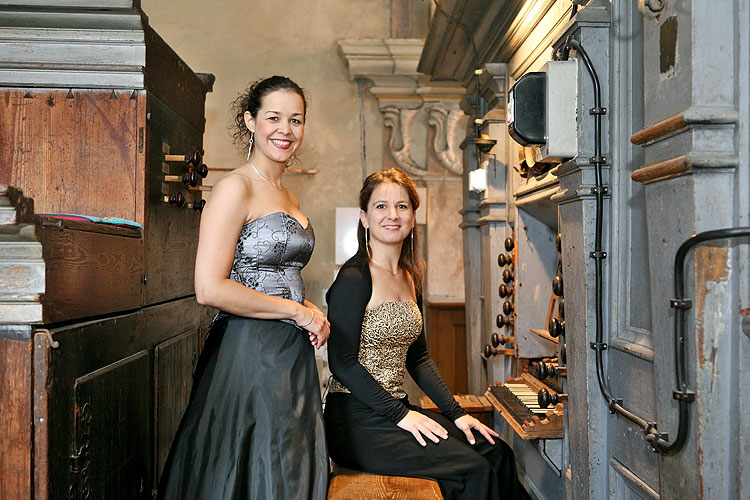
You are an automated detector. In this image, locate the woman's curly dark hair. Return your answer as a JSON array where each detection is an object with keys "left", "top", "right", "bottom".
[{"left": 230, "top": 76, "right": 308, "bottom": 146}]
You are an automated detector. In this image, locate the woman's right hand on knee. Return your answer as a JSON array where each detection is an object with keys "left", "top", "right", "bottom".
[{"left": 397, "top": 410, "right": 449, "bottom": 447}]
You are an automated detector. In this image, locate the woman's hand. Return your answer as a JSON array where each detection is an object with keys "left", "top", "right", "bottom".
[
  {"left": 298, "top": 304, "right": 330, "bottom": 349},
  {"left": 453, "top": 414, "right": 499, "bottom": 445},
  {"left": 397, "top": 410, "right": 449, "bottom": 447}
]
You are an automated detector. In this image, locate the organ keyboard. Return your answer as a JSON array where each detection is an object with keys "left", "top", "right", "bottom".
[{"left": 485, "top": 372, "right": 564, "bottom": 440}]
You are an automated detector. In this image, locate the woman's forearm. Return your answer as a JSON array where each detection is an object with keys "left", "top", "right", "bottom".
[{"left": 196, "top": 277, "right": 308, "bottom": 324}]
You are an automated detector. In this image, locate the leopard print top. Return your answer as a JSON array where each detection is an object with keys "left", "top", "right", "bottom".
[{"left": 328, "top": 300, "right": 422, "bottom": 398}]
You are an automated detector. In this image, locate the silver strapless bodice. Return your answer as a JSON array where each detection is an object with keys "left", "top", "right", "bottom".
[{"left": 229, "top": 211, "right": 314, "bottom": 304}]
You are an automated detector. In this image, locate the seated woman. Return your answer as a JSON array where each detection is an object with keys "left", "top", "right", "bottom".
[{"left": 325, "top": 167, "right": 521, "bottom": 500}]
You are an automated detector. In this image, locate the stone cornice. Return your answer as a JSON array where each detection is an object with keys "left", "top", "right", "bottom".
[
  {"left": 338, "top": 38, "right": 424, "bottom": 87},
  {"left": 338, "top": 37, "right": 467, "bottom": 177}
]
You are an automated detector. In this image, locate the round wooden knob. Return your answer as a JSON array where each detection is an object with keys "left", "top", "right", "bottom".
[
  {"left": 502, "top": 300, "right": 513, "bottom": 315},
  {"left": 552, "top": 275, "right": 563, "bottom": 296},
  {"left": 186, "top": 150, "right": 202, "bottom": 167},
  {"left": 556, "top": 233, "right": 562, "bottom": 253},
  {"left": 493, "top": 333, "right": 514, "bottom": 346},
  {"left": 535, "top": 362, "right": 551, "bottom": 380},
  {"left": 549, "top": 317, "right": 565, "bottom": 338},
  {"left": 498, "top": 284, "right": 514, "bottom": 298},
  {"left": 168, "top": 192, "right": 185, "bottom": 208},
  {"left": 538, "top": 388, "right": 554, "bottom": 408},
  {"left": 195, "top": 163, "right": 209, "bottom": 178},
  {"left": 496, "top": 314, "right": 513, "bottom": 328},
  {"left": 502, "top": 269, "right": 514, "bottom": 284},
  {"left": 558, "top": 298, "right": 565, "bottom": 320},
  {"left": 505, "top": 237, "right": 514, "bottom": 251},
  {"left": 191, "top": 199, "right": 206, "bottom": 212},
  {"left": 560, "top": 343, "right": 567, "bottom": 364},
  {"left": 182, "top": 171, "right": 200, "bottom": 187},
  {"left": 497, "top": 253, "right": 511, "bottom": 267},
  {"left": 538, "top": 388, "right": 567, "bottom": 408},
  {"left": 483, "top": 344, "right": 495, "bottom": 358}
]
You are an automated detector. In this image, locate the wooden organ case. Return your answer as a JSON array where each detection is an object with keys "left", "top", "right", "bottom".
[
  {"left": 481, "top": 163, "right": 569, "bottom": 479},
  {"left": 0, "top": 3, "right": 215, "bottom": 499}
]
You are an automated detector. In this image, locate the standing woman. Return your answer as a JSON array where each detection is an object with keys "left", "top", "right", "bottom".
[
  {"left": 325, "top": 167, "right": 520, "bottom": 500},
  {"left": 158, "top": 76, "right": 329, "bottom": 500}
]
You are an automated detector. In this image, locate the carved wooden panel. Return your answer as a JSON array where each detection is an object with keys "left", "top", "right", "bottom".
[
  {"left": 153, "top": 329, "right": 200, "bottom": 482},
  {"left": 71, "top": 351, "right": 150, "bottom": 500}
]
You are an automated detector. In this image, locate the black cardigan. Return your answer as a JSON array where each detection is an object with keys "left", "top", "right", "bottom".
[{"left": 326, "top": 257, "right": 466, "bottom": 424}]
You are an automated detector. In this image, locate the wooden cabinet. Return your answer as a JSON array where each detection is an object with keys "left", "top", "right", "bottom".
[{"left": 0, "top": 3, "right": 215, "bottom": 499}]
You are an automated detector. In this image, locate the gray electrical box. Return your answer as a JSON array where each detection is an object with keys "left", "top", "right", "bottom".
[{"left": 538, "top": 59, "right": 578, "bottom": 163}]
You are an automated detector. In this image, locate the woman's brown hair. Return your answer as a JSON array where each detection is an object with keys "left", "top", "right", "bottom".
[{"left": 354, "top": 167, "right": 425, "bottom": 295}]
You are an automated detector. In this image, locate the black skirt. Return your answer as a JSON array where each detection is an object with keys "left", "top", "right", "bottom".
[
  {"left": 158, "top": 315, "right": 329, "bottom": 500},
  {"left": 324, "top": 392, "right": 520, "bottom": 500}
]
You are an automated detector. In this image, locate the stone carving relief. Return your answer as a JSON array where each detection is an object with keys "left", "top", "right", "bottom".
[
  {"left": 383, "top": 105, "right": 425, "bottom": 175},
  {"left": 427, "top": 103, "right": 464, "bottom": 175}
]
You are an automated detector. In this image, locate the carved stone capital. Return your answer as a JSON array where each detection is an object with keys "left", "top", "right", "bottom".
[{"left": 338, "top": 37, "right": 467, "bottom": 177}]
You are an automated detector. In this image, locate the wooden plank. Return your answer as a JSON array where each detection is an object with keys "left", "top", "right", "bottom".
[
  {"left": 0, "top": 89, "right": 144, "bottom": 225},
  {"left": 0, "top": 338, "right": 32, "bottom": 500},
  {"left": 153, "top": 329, "right": 200, "bottom": 482},
  {"left": 143, "top": 93, "right": 202, "bottom": 305},
  {"left": 328, "top": 468, "right": 443, "bottom": 500},
  {"left": 39, "top": 221, "right": 144, "bottom": 323},
  {"left": 420, "top": 394, "right": 492, "bottom": 413},
  {"left": 144, "top": 26, "right": 212, "bottom": 133}
]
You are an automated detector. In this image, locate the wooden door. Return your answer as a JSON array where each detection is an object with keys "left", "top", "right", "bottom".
[{"left": 425, "top": 302, "right": 467, "bottom": 394}]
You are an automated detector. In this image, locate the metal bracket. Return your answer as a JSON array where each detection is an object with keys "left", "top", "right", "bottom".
[
  {"left": 589, "top": 155, "right": 607, "bottom": 164},
  {"left": 669, "top": 298, "right": 692, "bottom": 310},
  {"left": 607, "top": 398, "right": 623, "bottom": 414},
  {"left": 33, "top": 328, "right": 59, "bottom": 349},
  {"left": 590, "top": 341, "right": 608, "bottom": 351},
  {"left": 591, "top": 186, "right": 609, "bottom": 195},
  {"left": 644, "top": 422, "right": 669, "bottom": 452},
  {"left": 589, "top": 251, "right": 607, "bottom": 259},
  {"left": 589, "top": 106, "right": 607, "bottom": 115},
  {"left": 673, "top": 390, "right": 696, "bottom": 402}
]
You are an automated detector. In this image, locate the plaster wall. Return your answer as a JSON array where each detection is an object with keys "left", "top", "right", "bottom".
[{"left": 141, "top": 0, "right": 391, "bottom": 309}]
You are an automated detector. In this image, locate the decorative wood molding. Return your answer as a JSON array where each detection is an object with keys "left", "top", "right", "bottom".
[
  {"left": 630, "top": 106, "right": 739, "bottom": 147},
  {"left": 631, "top": 153, "right": 738, "bottom": 184}
]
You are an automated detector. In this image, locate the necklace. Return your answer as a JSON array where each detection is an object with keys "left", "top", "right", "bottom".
[
  {"left": 249, "top": 162, "right": 284, "bottom": 191},
  {"left": 370, "top": 256, "right": 400, "bottom": 276}
]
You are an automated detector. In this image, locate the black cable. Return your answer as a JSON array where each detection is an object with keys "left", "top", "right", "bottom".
[
  {"left": 567, "top": 36, "right": 750, "bottom": 454},
  {"left": 649, "top": 227, "right": 750, "bottom": 454}
]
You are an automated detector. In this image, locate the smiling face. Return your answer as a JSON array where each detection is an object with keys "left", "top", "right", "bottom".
[
  {"left": 360, "top": 181, "right": 416, "bottom": 249},
  {"left": 244, "top": 89, "right": 305, "bottom": 166}
]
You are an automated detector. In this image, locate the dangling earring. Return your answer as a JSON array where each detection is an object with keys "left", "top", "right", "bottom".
[
  {"left": 246, "top": 132, "right": 254, "bottom": 161},
  {"left": 410, "top": 229, "right": 414, "bottom": 255},
  {"left": 365, "top": 227, "right": 371, "bottom": 257}
]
